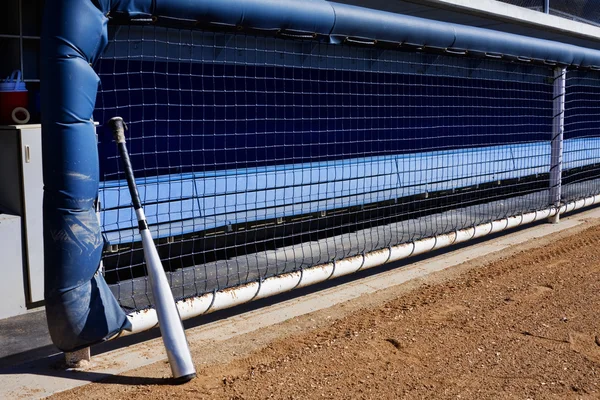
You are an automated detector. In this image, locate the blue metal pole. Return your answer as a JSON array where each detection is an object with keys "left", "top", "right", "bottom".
[{"left": 544, "top": 0, "right": 550, "bottom": 14}]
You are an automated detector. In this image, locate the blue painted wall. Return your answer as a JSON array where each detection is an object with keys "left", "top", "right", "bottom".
[{"left": 94, "top": 54, "right": 553, "bottom": 180}]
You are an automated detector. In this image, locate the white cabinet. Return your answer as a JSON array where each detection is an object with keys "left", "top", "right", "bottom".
[
  {"left": 0, "top": 124, "right": 44, "bottom": 307},
  {"left": 0, "top": 213, "right": 26, "bottom": 319}
]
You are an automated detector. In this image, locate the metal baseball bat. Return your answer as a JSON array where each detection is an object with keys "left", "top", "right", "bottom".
[{"left": 107, "top": 117, "right": 196, "bottom": 383}]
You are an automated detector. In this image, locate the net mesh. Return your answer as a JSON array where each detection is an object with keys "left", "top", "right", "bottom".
[
  {"left": 562, "top": 69, "right": 600, "bottom": 202},
  {"left": 94, "top": 25, "right": 589, "bottom": 311},
  {"left": 496, "top": 0, "right": 600, "bottom": 26},
  {"left": 495, "top": 0, "right": 545, "bottom": 12}
]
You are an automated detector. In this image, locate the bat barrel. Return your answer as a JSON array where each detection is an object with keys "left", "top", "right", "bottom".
[{"left": 141, "top": 229, "right": 196, "bottom": 382}]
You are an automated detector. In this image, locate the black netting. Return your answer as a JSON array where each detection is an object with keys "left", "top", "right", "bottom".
[
  {"left": 92, "top": 25, "right": 597, "bottom": 312},
  {"left": 562, "top": 69, "right": 600, "bottom": 202},
  {"left": 496, "top": 0, "right": 545, "bottom": 11}
]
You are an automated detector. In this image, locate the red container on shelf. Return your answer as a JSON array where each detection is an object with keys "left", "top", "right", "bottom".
[{"left": 0, "top": 71, "right": 29, "bottom": 125}]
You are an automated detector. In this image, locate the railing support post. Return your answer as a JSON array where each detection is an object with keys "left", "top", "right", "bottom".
[
  {"left": 549, "top": 66, "right": 566, "bottom": 224},
  {"left": 544, "top": 0, "right": 550, "bottom": 14}
]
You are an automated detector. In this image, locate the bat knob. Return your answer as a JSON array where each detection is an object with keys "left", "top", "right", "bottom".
[{"left": 107, "top": 117, "right": 128, "bottom": 143}]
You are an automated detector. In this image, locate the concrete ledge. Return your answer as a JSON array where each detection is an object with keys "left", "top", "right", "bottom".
[{"left": 412, "top": 0, "right": 600, "bottom": 42}]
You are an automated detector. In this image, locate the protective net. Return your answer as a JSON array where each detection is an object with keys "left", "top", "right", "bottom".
[
  {"left": 496, "top": 0, "right": 600, "bottom": 26},
  {"left": 495, "top": 0, "right": 545, "bottom": 12},
  {"left": 562, "top": 69, "right": 600, "bottom": 202},
  {"left": 550, "top": 1, "right": 600, "bottom": 26},
  {"left": 94, "top": 25, "right": 573, "bottom": 311}
]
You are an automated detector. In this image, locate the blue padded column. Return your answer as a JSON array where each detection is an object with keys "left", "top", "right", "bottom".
[
  {"left": 97, "top": 0, "right": 336, "bottom": 34},
  {"left": 41, "top": 0, "right": 127, "bottom": 351}
]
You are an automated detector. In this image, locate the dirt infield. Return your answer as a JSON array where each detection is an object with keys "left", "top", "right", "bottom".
[{"left": 53, "top": 222, "right": 600, "bottom": 399}]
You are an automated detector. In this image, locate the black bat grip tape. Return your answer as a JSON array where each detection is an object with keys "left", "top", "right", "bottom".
[
  {"left": 117, "top": 142, "right": 143, "bottom": 211},
  {"left": 108, "top": 117, "right": 143, "bottom": 211}
]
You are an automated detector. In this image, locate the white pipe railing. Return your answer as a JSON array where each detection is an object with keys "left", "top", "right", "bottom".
[{"left": 115, "top": 192, "right": 600, "bottom": 338}]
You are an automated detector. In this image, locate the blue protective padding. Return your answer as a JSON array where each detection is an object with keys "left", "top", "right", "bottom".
[
  {"left": 95, "top": 0, "right": 153, "bottom": 18},
  {"left": 98, "top": 0, "right": 336, "bottom": 33},
  {"left": 99, "top": 137, "right": 600, "bottom": 245},
  {"left": 327, "top": 2, "right": 600, "bottom": 67},
  {"left": 154, "top": 0, "right": 335, "bottom": 32},
  {"left": 45, "top": 275, "right": 127, "bottom": 351},
  {"left": 42, "top": 0, "right": 127, "bottom": 351},
  {"left": 98, "top": 0, "right": 600, "bottom": 67},
  {"left": 328, "top": 1, "right": 456, "bottom": 46}
]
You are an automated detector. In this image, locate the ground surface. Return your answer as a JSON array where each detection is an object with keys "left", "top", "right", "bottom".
[{"left": 52, "top": 221, "right": 600, "bottom": 399}]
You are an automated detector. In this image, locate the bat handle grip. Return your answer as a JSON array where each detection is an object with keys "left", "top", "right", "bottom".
[
  {"left": 107, "top": 117, "right": 127, "bottom": 144},
  {"left": 108, "top": 117, "right": 142, "bottom": 211}
]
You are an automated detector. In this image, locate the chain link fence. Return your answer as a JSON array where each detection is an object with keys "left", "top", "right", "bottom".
[{"left": 497, "top": 0, "right": 600, "bottom": 26}]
